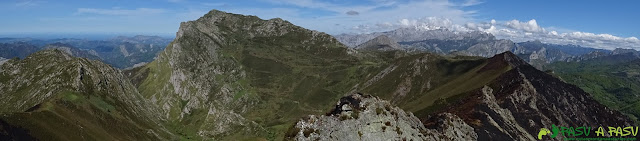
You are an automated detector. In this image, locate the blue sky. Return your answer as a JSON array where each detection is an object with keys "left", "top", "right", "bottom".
[{"left": 1, "top": 0, "right": 639, "bottom": 49}]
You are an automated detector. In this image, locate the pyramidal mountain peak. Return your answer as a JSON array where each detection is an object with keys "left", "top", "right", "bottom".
[{"left": 354, "top": 35, "right": 402, "bottom": 51}]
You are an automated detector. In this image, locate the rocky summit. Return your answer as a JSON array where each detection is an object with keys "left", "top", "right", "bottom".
[
  {"left": 287, "top": 93, "right": 477, "bottom": 141},
  {"left": 0, "top": 9, "right": 635, "bottom": 141}
]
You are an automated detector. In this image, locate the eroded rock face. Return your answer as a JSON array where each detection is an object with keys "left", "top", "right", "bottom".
[
  {"left": 288, "top": 94, "right": 477, "bottom": 141},
  {"left": 434, "top": 52, "right": 635, "bottom": 140}
]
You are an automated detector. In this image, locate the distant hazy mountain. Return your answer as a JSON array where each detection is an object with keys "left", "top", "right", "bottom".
[
  {"left": 513, "top": 41, "right": 604, "bottom": 68},
  {"left": 336, "top": 28, "right": 516, "bottom": 57},
  {"left": 336, "top": 28, "right": 620, "bottom": 70},
  {"left": 335, "top": 28, "right": 494, "bottom": 48},
  {"left": 42, "top": 42, "right": 101, "bottom": 60},
  {"left": 0, "top": 42, "right": 39, "bottom": 59},
  {"left": 354, "top": 35, "right": 402, "bottom": 51},
  {"left": 0, "top": 35, "right": 171, "bottom": 68}
]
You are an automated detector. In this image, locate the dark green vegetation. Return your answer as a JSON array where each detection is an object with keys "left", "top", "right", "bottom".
[{"left": 548, "top": 53, "right": 640, "bottom": 122}]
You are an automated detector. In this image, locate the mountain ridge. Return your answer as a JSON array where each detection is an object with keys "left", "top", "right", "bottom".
[{"left": 0, "top": 49, "right": 175, "bottom": 140}]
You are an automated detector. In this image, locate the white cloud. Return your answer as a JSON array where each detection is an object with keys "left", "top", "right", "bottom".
[
  {"left": 505, "top": 19, "right": 545, "bottom": 33},
  {"left": 346, "top": 10, "right": 359, "bottom": 16},
  {"left": 473, "top": 19, "right": 640, "bottom": 50},
  {"left": 255, "top": 0, "right": 475, "bottom": 34},
  {"left": 76, "top": 8, "right": 166, "bottom": 16},
  {"left": 461, "top": 0, "right": 483, "bottom": 6},
  {"left": 351, "top": 15, "right": 640, "bottom": 50}
]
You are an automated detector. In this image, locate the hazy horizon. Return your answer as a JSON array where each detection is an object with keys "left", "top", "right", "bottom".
[
  {"left": 0, "top": 32, "right": 176, "bottom": 40},
  {"left": 2, "top": 0, "right": 639, "bottom": 49}
]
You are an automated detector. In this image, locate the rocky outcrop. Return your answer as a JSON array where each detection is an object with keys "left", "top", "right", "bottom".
[{"left": 288, "top": 94, "right": 477, "bottom": 141}]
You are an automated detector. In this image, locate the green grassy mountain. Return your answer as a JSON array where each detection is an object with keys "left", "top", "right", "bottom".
[
  {"left": 126, "top": 10, "right": 390, "bottom": 140},
  {"left": 0, "top": 50, "right": 175, "bottom": 140}
]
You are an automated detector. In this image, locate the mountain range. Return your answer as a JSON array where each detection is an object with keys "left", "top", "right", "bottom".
[
  {"left": 0, "top": 10, "right": 636, "bottom": 140},
  {"left": 335, "top": 29, "right": 619, "bottom": 69},
  {"left": 0, "top": 35, "right": 172, "bottom": 69}
]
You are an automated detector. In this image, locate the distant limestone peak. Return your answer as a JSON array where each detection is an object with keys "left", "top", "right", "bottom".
[
  {"left": 612, "top": 48, "right": 639, "bottom": 56},
  {"left": 355, "top": 35, "right": 402, "bottom": 51},
  {"left": 42, "top": 43, "right": 100, "bottom": 60}
]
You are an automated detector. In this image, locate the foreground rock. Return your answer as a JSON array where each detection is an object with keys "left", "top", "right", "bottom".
[{"left": 287, "top": 94, "right": 477, "bottom": 141}]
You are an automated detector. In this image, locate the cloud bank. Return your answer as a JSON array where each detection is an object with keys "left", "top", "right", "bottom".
[
  {"left": 356, "top": 17, "right": 639, "bottom": 50},
  {"left": 483, "top": 19, "right": 639, "bottom": 50},
  {"left": 257, "top": 0, "right": 638, "bottom": 50}
]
